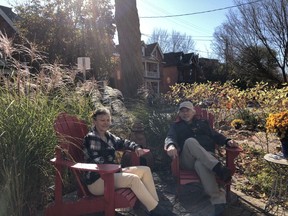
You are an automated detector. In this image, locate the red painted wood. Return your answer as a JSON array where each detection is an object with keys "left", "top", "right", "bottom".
[
  {"left": 45, "top": 113, "right": 138, "bottom": 216},
  {"left": 170, "top": 106, "right": 242, "bottom": 200}
]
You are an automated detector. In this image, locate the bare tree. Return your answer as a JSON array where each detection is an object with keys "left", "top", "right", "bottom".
[
  {"left": 147, "top": 28, "right": 195, "bottom": 53},
  {"left": 213, "top": 0, "right": 288, "bottom": 83},
  {"left": 115, "top": 0, "right": 143, "bottom": 98},
  {"left": 147, "top": 28, "right": 170, "bottom": 51}
]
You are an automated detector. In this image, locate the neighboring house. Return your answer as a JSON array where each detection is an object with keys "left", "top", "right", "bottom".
[
  {"left": 111, "top": 42, "right": 164, "bottom": 95},
  {"left": 178, "top": 52, "right": 200, "bottom": 83},
  {"left": 161, "top": 52, "right": 182, "bottom": 94},
  {"left": 0, "top": 5, "right": 18, "bottom": 37},
  {"left": 141, "top": 42, "right": 163, "bottom": 94},
  {"left": 162, "top": 51, "right": 200, "bottom": 93},
  {"left": 0, "top": 5, "right": 18, "bottom": 71},
  {"left": 112, "top": 42, "right": 202, "bottom": 95}
]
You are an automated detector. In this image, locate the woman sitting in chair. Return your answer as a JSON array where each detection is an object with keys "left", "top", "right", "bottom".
[{"left": 83, "top": 107, "right": 175, "bottom": 216}]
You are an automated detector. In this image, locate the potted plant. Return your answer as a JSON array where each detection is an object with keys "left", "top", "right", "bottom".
[{"left": 266, "top": 111, "right": 288, "bottom": 158}]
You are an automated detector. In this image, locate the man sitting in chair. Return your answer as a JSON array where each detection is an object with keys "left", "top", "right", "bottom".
[{"left": 164, "top": 101, "right": 239, "bottom": 216}]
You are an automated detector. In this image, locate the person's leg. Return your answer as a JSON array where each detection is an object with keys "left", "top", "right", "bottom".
[
  {"left": 179, "top": 138, "right": 226, "bottom": 205},
  {"left": 194, "top": 160, "right": 226, "bottom": 205},
  {"left": 121, "top": 166, "right": 159, "bottom": 202},
  {"left": 180, "top": 138, "right": 219, "bottom": 170},
  {"left": 87, "top": 166, "right": 158, "bottom": 211}
]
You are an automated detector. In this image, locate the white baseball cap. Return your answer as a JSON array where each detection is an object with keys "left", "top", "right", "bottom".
[{"left": 178, "top": 101, "right": 194, "bottom": 111}]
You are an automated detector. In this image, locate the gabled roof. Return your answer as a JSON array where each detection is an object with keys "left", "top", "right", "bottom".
[
  {"left": 145, "top": 43, "right": 157, "bottom": 56},
  {"left": 0, "top": 6, "right": 18, "bottom": 33},
  {"left": 163, "top": 52, "right": 183, "bottom": 67},
  {"left": 182, "top": 53, "right": 193, "bottom": 64},
  {"left": 144, "top": 42, "right": 164, "bottom": 59}
]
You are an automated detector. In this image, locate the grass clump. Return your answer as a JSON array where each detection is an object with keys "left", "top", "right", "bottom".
[{"left": 0, "top": 90, "right": 58, "bottom": 215}]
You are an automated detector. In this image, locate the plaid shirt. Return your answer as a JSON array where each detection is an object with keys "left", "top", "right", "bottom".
[{"left": 83, "top": 127, "right": 140, "bottom": 185}]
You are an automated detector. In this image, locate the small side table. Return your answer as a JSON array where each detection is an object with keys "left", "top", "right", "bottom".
[{"left": 264, "top": 153, "right": 288, "bottom": 215}]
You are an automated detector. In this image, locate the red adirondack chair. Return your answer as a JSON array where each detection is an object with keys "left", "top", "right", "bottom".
[
  {"left": 168, "top": 106, "right": 242, "bottom": 201},
  {"left": 45, "top": 113, "right": 142, "bottom": 216}
]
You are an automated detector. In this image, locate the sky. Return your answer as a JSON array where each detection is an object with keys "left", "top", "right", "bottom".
[
  {"left": 136, "top": 0, "right": 235, "bottom": 58},
  {"left": 0, "top": 0, "right": 236, "bottom": 58}
]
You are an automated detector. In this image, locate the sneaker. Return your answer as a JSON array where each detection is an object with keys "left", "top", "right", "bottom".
[
  {"left": 149, "top": 204, "right": 176, "bottom": 216},
  {"left": 214, "top": 203, "right": 226, "bottom": 216}
]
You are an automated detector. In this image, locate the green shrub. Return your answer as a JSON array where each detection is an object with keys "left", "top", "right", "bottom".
[{"left": 234, "top": 109, "right": 261, "bottom": 130}]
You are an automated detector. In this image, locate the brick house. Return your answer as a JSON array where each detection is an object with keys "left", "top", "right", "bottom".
[
  {"left": 161, "top": 51, "right": 200, "bottom": 93},
  {"left": 112, "top": 42, "right": 201, "bottom": 95}
]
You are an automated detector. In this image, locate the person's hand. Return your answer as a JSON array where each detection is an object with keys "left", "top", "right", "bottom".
[
  {"left": 167, "top": 145, "right": 178, "bottom": 159},
  {"left": 227, "top": 140, "right": 239, "bottom": 148},
  {"left": 135, "top": 148, "right": 148, "bottom": 157}
]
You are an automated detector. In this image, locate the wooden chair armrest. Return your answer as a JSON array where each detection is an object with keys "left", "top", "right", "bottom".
[
  {"left": 50, "top": 157, "right": 120, "bottom": 207},
  {"left": 171, "top": 156, "right": 180, "bottom": 178},
  {"left": 118, "top": 148, "right": 150, "bottom": 166},
  {"left": 51, "top": 158, "right": 121, "bottom": 174},
  {"left": 225, "top": 146, "right": 243, "bottom": 175},
  {"left": 166, "top": 148, "right": 180, "bottom": 178},
  {"left": 131, "top": 148, "right": 150, "bottom": 165},
  {"left": 225, "top": 146, "right": 243, "bottom": 153}
]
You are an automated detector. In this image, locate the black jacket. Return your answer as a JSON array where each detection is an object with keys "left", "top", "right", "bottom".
[{"left": 165, "top": 118, "right": 229, "bottom": 153}]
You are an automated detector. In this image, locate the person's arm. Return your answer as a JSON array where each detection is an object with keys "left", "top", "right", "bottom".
[
  {"left": 210, "top": 129, "right": 228, "bottom": 146},
  {"left": 164, "top": 124, "right": 179, "bottom": 158},
  {"left": 109, "top": 132, "right": 149, "bottom": 157},
  {"left": 109, "top": 131, "right": 142, "bottom": 151},
  {"left": 164, "top": 124, "right": 178, "bottom": 149},
  {"left": 209, "top": 125, "right": 238, "bottom": 147},
  {"left": 226, "top": 139, "right": 239, "bottom": 147}
]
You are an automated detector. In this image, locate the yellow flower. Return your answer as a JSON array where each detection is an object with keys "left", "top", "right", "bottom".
[
  {"left": 266, "top": 111, "right": 288, "bottom": 139},
  {"left": 231, "top": 119, "right": 245, "bottom": 129}
]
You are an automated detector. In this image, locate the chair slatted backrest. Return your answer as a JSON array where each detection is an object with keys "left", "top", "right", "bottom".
[
  {"left": 175, "top": 106, "right": 214, "bottom": 127},
  {"left": 54, "top": 113, "right": 88, "bottom": 162},
  {"left": 194, "top": 106, "right": 214, "bottom": 128},
  {"left": 54, "top": 113, "right": 90, "bottom": 196}
]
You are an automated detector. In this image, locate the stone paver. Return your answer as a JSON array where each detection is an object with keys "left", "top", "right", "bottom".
[
  {"left": 64, "top": 170, "right": 286, "bottom": 216},
  {"left": 115, "top": 170, "right": 283, "bottom": 216}
]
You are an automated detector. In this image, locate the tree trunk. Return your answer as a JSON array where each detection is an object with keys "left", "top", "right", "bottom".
[{"left": 115, "top": 0, "right": 143, "bottom": 98}]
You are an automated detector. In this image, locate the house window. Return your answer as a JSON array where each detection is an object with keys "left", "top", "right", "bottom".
[{"left": 148, "top": 63, "right": 158, "bottom": 72}]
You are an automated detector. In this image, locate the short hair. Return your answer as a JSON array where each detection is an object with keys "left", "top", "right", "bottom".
[{"left": 91, "top": 107, "right": 111, "bottom": 120}]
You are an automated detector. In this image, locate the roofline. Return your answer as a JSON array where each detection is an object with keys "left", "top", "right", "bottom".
[{"left": 0, "top": 8, "right": 18, "bottom": 32}]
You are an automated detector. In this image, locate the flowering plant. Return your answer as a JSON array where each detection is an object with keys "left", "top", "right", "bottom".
[
  {"left": 266, "top": 111, "right": 288, "bottom": 139},
  {"left": 231, "top": 119, "right": 245, "bottom": 129}
]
